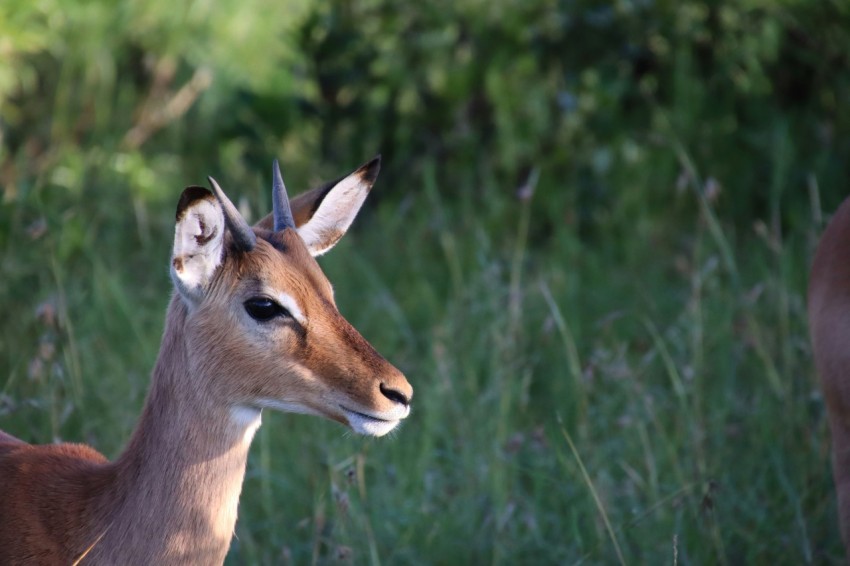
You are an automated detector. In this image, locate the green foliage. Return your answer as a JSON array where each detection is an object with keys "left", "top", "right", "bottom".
[{"left": 1, "top": 0, "right": 849, "bottom": 563}]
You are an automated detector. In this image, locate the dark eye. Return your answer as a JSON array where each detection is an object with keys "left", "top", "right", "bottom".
[{"left": 244, "top": 298, "right": 291, "bottom": 322}]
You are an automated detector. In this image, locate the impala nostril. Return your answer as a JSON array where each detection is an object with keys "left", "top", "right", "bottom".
[{"left": 380, "top": 383, "right": 410, "bottom": 407}]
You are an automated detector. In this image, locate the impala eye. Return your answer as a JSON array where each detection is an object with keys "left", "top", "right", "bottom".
[{"left": 244, "top": 298, "right": 291, "bottom": 322}]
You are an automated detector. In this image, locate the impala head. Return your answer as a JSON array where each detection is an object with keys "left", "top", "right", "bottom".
[{"left": 169, "top": 156, "right": 411, "bottom": 437}]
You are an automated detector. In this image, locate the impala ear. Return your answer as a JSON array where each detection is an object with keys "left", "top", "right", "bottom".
[
  {"left": 254, "top": 156, "right": 381, "bottom": 256},
  {"left": 170, "top": 186, "right": 226, "bottom": 305}
]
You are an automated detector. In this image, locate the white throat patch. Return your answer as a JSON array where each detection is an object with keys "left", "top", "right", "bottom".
[{"left": 230, "top": 406, "right": 263, "bottom": 444}]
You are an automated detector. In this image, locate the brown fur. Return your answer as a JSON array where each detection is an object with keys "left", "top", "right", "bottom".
[
  {"left": 809, "top": 195, "right": 850, "bottom": 560},
  {"left": 0, "top": 177, "right": 411, "bottom": 565}
]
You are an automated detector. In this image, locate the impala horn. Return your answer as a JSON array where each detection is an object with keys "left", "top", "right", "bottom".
[
  {"left": 272, "top": 159, "right": 295, "bottom": 231},
  {"left": 208, "top": 176, "right": 257, "bottom": 252}
]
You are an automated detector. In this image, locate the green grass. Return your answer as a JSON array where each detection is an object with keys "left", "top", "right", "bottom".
[{"left": 0, "top": 146, "right": 841, "bottom": 564}]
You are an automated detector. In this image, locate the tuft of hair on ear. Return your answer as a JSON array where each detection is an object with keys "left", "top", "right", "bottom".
[{"left": 356, "top": 155, "right": 381, "bottom": 186}]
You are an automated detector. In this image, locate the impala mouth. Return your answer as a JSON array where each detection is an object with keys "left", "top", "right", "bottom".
[{"left": 340, "top": 405, "right": 407, "bottom": 437}]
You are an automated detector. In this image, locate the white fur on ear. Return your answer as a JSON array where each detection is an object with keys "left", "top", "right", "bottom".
[
  {"left": 170, "top": 192, "right": 225, "bottom": 305},
  {"left": 297, "top": 170, "right": 372, "bottom": 256}
]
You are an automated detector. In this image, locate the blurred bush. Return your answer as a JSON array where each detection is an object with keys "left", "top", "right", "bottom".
[
  {"left": 1, "top": 0, "right": 849, "bottom": 240},
  {"left": 0, "top": 0, "right": 850, "bottom": 242}
]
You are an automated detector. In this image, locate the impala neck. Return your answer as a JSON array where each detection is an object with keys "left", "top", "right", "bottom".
[{"left": 92, "top": 296, "right": 261, "bottom": 564}]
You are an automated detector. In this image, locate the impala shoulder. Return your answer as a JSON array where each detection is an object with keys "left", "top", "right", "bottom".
[{"left": 1, "top": 441, "right": 109, "bottom": 473}]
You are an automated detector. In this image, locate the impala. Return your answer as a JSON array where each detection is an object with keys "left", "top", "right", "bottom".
[
  {"left": 810, "top": 196, "right": 850, "bottom": 559},
  {"left": 0, "top": 157, "right": 413, "bottom": 564}
]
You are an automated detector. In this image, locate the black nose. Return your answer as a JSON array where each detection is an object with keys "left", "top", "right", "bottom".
[{"left": 380, "top": 383, "right": 410, "bottom": 406}]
